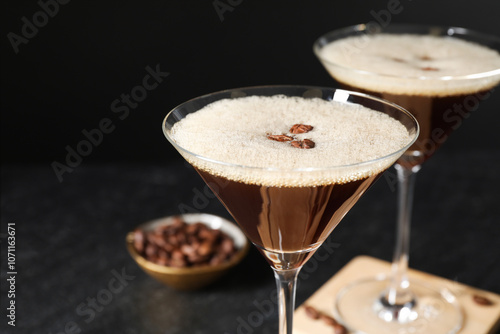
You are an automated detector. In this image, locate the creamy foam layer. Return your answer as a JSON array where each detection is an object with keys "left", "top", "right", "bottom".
[
  {"left": 169, "top": 96, "right": 412, "bottom": 186},
  {"left": 319, "top": 34, "right": 500, "bottom": 96}
]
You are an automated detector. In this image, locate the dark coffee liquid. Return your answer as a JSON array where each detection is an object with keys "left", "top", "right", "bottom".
[
  {"left": 340, "top": 83, "right": 490, "bottom": 168},
  {"left": 196, "top": 168, "right": 382, "bottom": 264}
]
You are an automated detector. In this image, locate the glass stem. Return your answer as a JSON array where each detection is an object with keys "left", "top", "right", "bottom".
[
  {"left": 273, "top": 268, "right": 301, "bottom": 334},
  {"left": 386, "top": 163, "right": 418, "bottom": 306}
]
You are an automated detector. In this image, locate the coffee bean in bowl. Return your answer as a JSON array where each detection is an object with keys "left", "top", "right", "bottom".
[{"left": 126, "top": 213, "right": 250, "bottom": 290}]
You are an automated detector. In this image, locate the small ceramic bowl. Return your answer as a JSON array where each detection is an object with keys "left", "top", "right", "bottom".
[{"left": 126, "top": 213, "right": 250, "bottom": 290}]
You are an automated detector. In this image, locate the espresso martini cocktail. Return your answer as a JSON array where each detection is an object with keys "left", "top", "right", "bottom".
[
  {"left": 316, "top": 27, "right": 500, "bottom": 168},
  {"left": 163, "top": 86, "right": 418, "bottom": 334},
  {"left": 314, "top": 24, "right": 500, "bottom": 334}
]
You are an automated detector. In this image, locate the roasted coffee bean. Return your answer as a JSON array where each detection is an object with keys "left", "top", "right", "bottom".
[
  {"left": 145, "top": 244, "right": 158, "bottom": 258},
  {"left": 162, "top": 242, "right": 174, "bottom": 253},
  {"left": 199, "top": 227, "right": 216, "bottom": 241},
  {"left": 158, "top": 249, "right": 169, "bottom": 260},
  {"left": 421, "top": 66, "right": 439, "bottom": 71},
  {"left": 289, "top": 124, "right": 313, "bottom": 134},
  {"left": 171, "top": 249, "right": 184, "bottom": 260},
  {"left": 167, "top": 234, "right": 179, "bottom": 247},
  {"left": 304, "top": 305, "right": 320, "bottom": 319},
  {"left": 267, "top": 134, "right": 294, "bottom": 142},
  {"left": 473, "top": 294, "right": 494, "bottom": 306},
  {"left": 145, "top": 233, "right": 156, "bottom": 245},
  {"left": 177, "top": 233, "right": 187, "bottom": 245},
  {"left": 333, "top": 323, "right": 347, "bottom": 334},
  {"left": 290, "top": 139, "right": 315, "bottom": 149},
  {"left": 198, "top": 241, "right": 213, "bottom": 257},
  {"left": 185, "top": 223, "right": 200, "bottom": 235},
  {"left": 303, "top": 305, "right": 346, "bottom": 333},
  {"left": 150, "top": 233, "right": 166, "bottom": 247},
  {"left": 180, "top": 244, "right": 197, "bottom": 257},
  {"left": 221, "top": 237, "right": 235, "bottom": 254}
]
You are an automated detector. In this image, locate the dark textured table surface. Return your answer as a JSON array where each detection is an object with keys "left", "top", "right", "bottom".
[{"left": 1, "top": 147, "right": 499, "bottom": 334}]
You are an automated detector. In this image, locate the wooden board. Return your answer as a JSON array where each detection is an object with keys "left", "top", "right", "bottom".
[{"left": 294, "top": 256, "right": 500, "bottom": 334}]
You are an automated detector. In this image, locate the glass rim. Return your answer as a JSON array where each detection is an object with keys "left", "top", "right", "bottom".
[
  {"left": 162, "top": 85, "right": 419, "bottom": 173},
  {"left": 313, "top": 23, "right": 500, "bottom": 81}
]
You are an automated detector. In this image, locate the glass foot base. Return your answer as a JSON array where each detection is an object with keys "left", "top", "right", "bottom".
[{"left": 334, "top": 276, "right": 463, "bottom": 334}]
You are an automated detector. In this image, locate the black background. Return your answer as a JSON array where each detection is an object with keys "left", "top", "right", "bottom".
[
  {"left": 2, "top": 0, "right": 500, "bottom": 165},
  {"left": 1, "top": 1, "right": 500, "bottom": 334}
]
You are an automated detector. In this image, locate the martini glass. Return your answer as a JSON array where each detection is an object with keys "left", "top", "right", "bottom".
[
  {"left": 162, "top": 85, "right": 418, "bottom": 334},
  {"left": 314, "top": 24, "right": 500, "bottom": 333}
]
